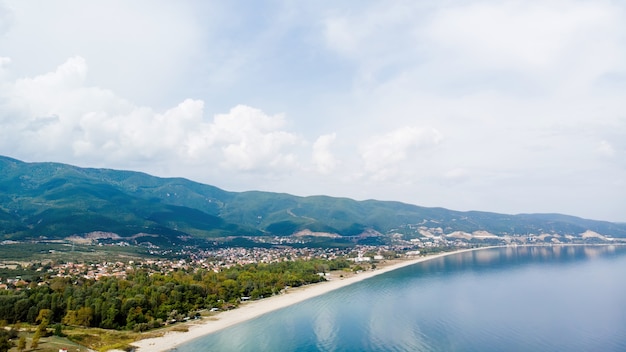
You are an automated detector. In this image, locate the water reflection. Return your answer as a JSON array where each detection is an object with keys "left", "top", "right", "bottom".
[
  {"left": 312, "top": 301, "right": 337, "bottom": 350},
  {"left": 366, "top": 293, "right": 431, "bottom": 351},
  {"left": 401, "top": 245, "right": 625, "bottom": 278},
  {"left": 177, "top": 245, "right": 626, "bottom": 352}
]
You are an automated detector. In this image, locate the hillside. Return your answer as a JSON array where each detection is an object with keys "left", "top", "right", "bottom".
[{"left": 1, "top": 155, "right": 625, "bottom": 247}]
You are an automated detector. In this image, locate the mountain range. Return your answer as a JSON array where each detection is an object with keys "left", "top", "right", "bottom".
[{"left": 1, "top": 155, "right": 625, "bottom": 248}]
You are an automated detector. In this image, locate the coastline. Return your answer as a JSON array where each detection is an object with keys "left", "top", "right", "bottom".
[{"left": 131, "top": 247, "right": 491, "bottom": 352}]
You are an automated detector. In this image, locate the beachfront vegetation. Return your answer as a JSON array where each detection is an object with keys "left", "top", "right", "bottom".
[{"left": 0, "top": 258, "right": 350, "bottom": 335}]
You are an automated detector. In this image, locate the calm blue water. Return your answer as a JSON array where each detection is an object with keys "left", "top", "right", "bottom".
[{"left": 176, "top": 246, "right": 626, "bottom": 352}]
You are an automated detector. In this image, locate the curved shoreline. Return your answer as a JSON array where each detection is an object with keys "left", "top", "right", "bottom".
[{"left": 131, "top": 247, "right": 493, "bottom": 352}]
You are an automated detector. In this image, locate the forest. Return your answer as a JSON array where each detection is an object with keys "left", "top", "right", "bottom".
[{"left": 0, "top": 258, "right": 351, "bottom": 333}]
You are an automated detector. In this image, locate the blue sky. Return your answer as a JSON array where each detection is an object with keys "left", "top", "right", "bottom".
[{"left": 0, "top": 0, "right": 625, "bottom": 222}]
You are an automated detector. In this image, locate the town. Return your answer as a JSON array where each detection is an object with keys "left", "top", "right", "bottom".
[
  {"left": 1, "top": 226, "right": 618, "bottom": 290},
  {"left": 0, "top": 243, "right": 418, "bottom": 290}
]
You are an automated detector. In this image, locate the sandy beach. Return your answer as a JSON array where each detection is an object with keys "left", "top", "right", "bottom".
[{"left": 131, "top": 247, "right": 486, "bottom": 351}]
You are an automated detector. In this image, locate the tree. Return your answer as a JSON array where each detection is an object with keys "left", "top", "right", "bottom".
[
  {"left": 126, "top": 306, "right": 146, "bottom": 330},
  {"left": 0, "top": 330, "right": 14, "bottom": 352},
  {"left": 62, "top": 310, "right": 78, "bottom": 326},
  {"left": 17, "top": 335, "right": 26, "bottom": 352},
  {"left": 36, "top": 309, "right": 52, "bottom": 325},
  {"left": 54, "top": 323, "right": 64, "bottom": 337},
  {"left": 31, "top": 316, "right": 48, "bottom": 350},
  {"left": 30, "top": 329, "right": 40, "bottom": 349},
  {"left": 34, "top": 309, "right": 50, "bottom": 342}
]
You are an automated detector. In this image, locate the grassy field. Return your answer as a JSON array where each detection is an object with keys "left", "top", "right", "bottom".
[
  {"left": 0, "top": 242, "right": 153, "bottom": 264},
  {"left": 8, "top": 326, "right": 139, "bottom": 352}
]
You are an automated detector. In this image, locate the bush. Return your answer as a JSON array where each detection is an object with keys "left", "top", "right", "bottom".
[{"left": 54, "top": 323, "right": 66, "bottom": 337}]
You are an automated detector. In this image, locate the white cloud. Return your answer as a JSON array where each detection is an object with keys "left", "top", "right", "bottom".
[
  {"left": 10, "top": 57, "right": 106, "bottom": 117},
  {"left": 0, "top": 56, "right": 10, "bottom": 69},
  {"left": 596, "top": 140, "right": 616, "bottom": 157},
  {"left": 425, "top": 2, "right": 609, "bottom": 68},
  {"left": 360, "top": 127, "right": 442, "bottom": 181},
  {"left": 73, "top": 98, "right": 207, "bottom": 162},
  {"left": 0, "top": 57, "right": 304, "bottom": 174},
  {"left": 322, "top": 0, "right": 626, "bottom": 98},
  {"left": 322, "top": 3, "right": 421, "bottom": 88},
  {"left": 0, "top": 1, "right": 203, "bottom": 106},
  {"left": 312, "top": 133, "right": 338, "bottom": 174},
  {"left": 210, "top": 105, "right": 301, "bottom": 171},
  {"left": 419, "top": 1, "right": 626, "bottom": 98}
]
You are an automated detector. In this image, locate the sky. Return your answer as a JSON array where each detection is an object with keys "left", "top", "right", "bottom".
[{"left": 0, "top": 0, "right": 624, "bottom": 222}]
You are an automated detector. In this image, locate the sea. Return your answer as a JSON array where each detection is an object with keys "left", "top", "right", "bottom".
[{"left": 175, "top": 245, "right": 626, "bottom": 352}]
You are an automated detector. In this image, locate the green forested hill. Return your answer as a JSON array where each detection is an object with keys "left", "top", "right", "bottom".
[{"left": 1, "top": 155, "right": 625, "bottom": 244}]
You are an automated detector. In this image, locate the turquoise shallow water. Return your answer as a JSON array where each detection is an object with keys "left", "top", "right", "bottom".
[{"left": 175, "top": 245, "right": 626, "bottom": 352}]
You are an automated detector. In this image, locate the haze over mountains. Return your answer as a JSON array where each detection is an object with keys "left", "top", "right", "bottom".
[{"left": 1, "top": 155, "right": 625, "bottom": 248}]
